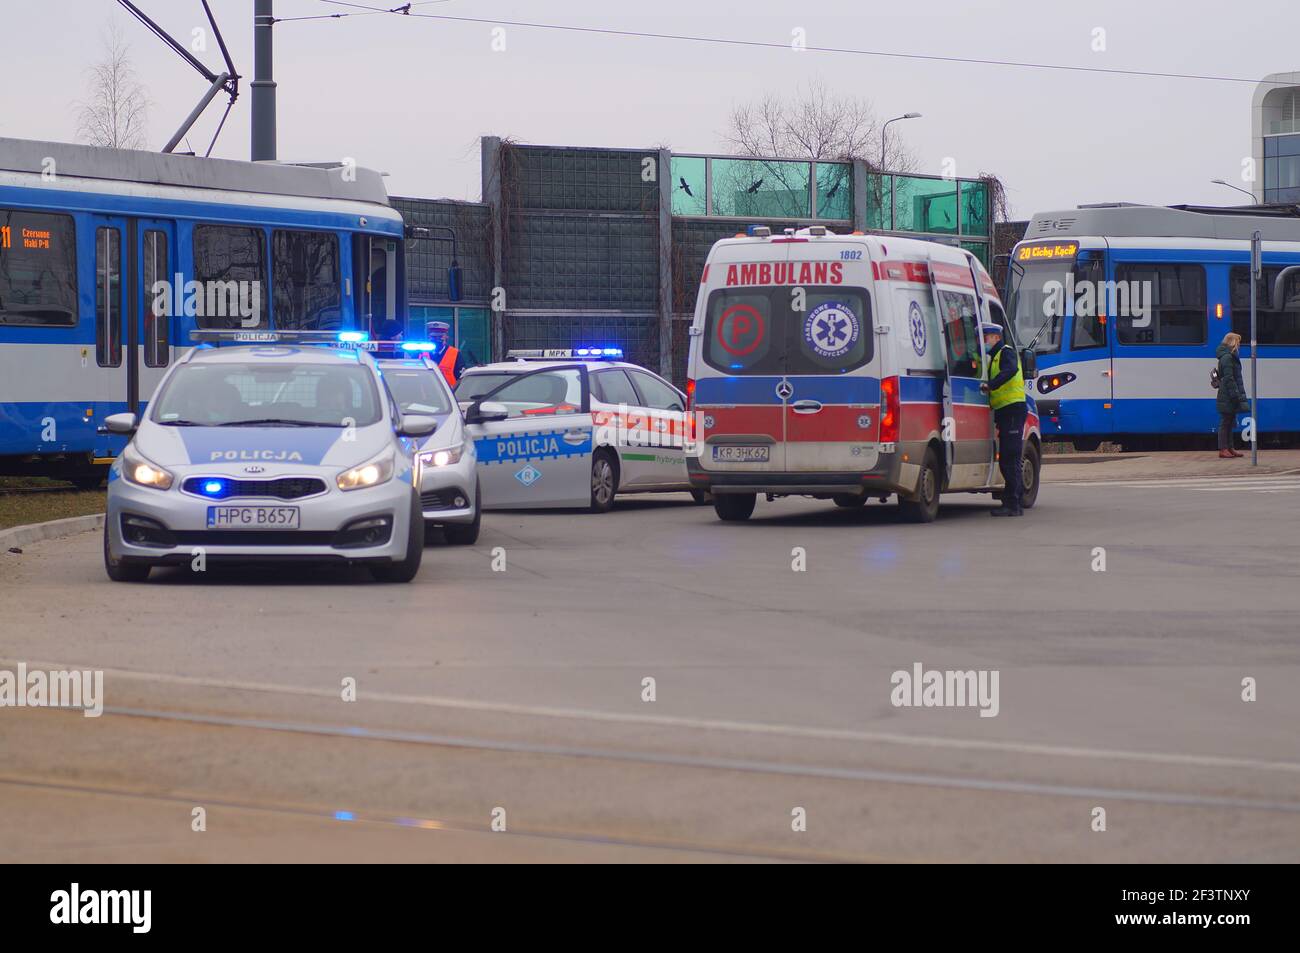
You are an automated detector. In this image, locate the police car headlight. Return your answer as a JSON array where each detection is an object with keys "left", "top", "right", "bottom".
[
  {"left": 337, "top": 450, "right": 396, "bottom": 491},
  {"left": 418, "top": 444, "right": 464, "bottom": 468},
  {"left": 121, "top": 446, "right": 174, "bottom": 490}
]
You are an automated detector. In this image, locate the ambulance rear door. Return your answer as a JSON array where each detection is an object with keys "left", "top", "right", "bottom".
[{"left": 781, "top": 241, "right": 880, "bottom": 472}]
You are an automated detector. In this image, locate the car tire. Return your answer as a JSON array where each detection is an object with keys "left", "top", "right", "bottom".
[
  {"left": 444, "top": 480, "right": 482, "bottom": 545},
  {"left": 713, "top": 492, "right": 756, "bottom": 522},
  {"left": 589, "top": 450, "right": 617, "bottom": 513},
  {"left": 372, "top": 494, "right": 423, "bottom": 583},
  {"left": 832, "top": 493, "right": 868, "bottom": 508},
  {"left": 1020, "top": 442, "right": 1041, "bottom": 510},
  {"left": 898, "top": 449, "right": 941, "bottom": 523},
  {"left": 103, "top": 526, "right": 150, "bottom": 582}
]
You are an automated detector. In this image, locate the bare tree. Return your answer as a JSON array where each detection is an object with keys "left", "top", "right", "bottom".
[
  {"left": 721, "top": 79, "right": 919, "bottom": 172},
  {"left": 76, "top": 23, "right": 151, "bottom": 150}
]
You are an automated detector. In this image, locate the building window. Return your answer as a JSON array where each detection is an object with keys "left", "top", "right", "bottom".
[
  {"left": 960, "top": 181, "right": 990, "bottom": 237},
  {"left": 866, "top": 174, "right": 891, "bottom": 229},
  {"left": 272, "top": 230, "right": 341, "bottom": 330},
  {"left": 670, "top": 156, "right": 707, "bottom": 216},
  {"left": 814, "top": 162, "right": 852, "bottom": 220},
  {"left": 894, "top": 176, "right": 958, "bottom": 235},
  {"left": 710, "top": 158, "right": 811, "bottom": 218}
]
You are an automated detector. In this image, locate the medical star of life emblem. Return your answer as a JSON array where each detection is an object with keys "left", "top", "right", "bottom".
[
  {"left": 909, "top": 301, "right": 927, "bottom": 356},
  {"left": 515, "top": 464, "right": 542, "bottom": 487},
  {"left": 803, "top": 301, "right": 860, "bottom": 360}
]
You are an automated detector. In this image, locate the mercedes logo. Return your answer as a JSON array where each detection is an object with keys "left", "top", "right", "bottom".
[{"left": 775, "top": 380, "right": 794, "bottom": 400}]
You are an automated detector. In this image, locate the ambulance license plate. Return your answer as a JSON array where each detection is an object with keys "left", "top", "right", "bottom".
[
  {"left": 207, "top": 505, "right": 300, "bottom": 529},
  {"left": 712, "top": 445, "right": 770, "bottom": 463}
]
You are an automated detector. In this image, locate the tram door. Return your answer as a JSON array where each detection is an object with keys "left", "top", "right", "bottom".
[{"left": 88, "top": 216, "right": 176, "bottom": 458}]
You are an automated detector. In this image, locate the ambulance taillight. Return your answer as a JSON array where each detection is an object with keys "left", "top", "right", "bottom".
[
  {"left": 685, "top": 378, "right": 695, "bottom": 413},
  {"left": 879, "top": 376, "right": 900, "bottom": 444}
]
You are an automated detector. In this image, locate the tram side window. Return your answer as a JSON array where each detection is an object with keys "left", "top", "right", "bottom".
[
  {"left": 143, "top": 229, "right": 169, "bottom": 367},
  {"left": 0, "top": 208, "right": 77, "bottom": 327},
  {"left": 95, "top": 227, "right": 122, "bottom": 367},
  {"left": 1115, "top": 264, "right": 1206, "bottom": 345},
  {"left": 1230, "top": 266, "right": 1300, "bottom": 345},
  {"left": 192, "top": 225, "right": 269, "bottom": 329},
  {"left": 937, "top": 290, "right": 981, "bottom": 377},
  {"left": 273, "top": 230, "right": 341, "bottom": 330}
]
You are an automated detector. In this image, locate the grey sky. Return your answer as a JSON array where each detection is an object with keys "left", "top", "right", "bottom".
[{"left": 1, "top": 0, "right": 1294, "bottom": 217}]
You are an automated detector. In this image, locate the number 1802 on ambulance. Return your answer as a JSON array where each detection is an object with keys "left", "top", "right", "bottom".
[{"left": 684, "top": 226, "right": 1042, "bottom": 522}]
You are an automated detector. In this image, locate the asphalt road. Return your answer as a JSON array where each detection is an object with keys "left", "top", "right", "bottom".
[{"left": 2, "top": 474, "right": 1298, "bottom": 862}]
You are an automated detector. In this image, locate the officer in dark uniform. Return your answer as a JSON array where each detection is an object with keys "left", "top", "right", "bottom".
[{"left": 979, "top": 323, "right": 1027, "bottom": 517}]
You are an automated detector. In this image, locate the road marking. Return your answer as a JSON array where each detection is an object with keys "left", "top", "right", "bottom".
[
  {"left": 6, "top": 657, "right": 1299, "bottom": 776},
  {"left": 88, "top": 706, "right": 1300, "bottom": 815},
  {"left": 1057, "top": 473, "right": 1300, "bottom": 493}
]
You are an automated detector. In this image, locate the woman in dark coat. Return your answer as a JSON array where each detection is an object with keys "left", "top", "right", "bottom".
[{"left": 1216, "top": 332, "right": 1249, "bottom": 458}]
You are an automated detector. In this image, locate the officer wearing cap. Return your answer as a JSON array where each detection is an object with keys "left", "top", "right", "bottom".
[
  {"left": 427, "top": 321, "right": 468, "bottom": 387},
  {"left": 978, "top": 322, "right": 1027, "bottom": 517}
]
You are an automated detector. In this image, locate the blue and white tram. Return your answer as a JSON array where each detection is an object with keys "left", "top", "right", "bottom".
[
  {"left": 0, "top": 137, "right": 406, "bottom": 483},
  {"left": 1006, "top": 203, "right": 1300, "bottom": 449}
]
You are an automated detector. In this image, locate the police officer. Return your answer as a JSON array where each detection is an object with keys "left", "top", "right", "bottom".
[
  {"left": 427, "top": 320, "right": 468, "bottom": 387},
  {"left": 979, "top": 323, "right": 1027, "bottom": 517}
]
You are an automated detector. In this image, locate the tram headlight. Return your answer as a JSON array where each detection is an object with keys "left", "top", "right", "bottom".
[
  {"left": 121, "top": 446, "right": 174, "bottom": 490},
  {"left": 337, "top": 450, "right": 395, "bottom": 491}
]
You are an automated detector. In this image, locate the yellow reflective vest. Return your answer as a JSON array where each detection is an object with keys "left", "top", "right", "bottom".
[{"left": 987, "top": 344, "right": 1026, "bottom": 410}]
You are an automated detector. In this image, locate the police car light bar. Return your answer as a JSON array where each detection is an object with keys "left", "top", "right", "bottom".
[
  {"left": 188, "top": 329, "right": 358, "bottom": 345},
  {"left": 505, "top": 347, "right": 623, "bottom": 361}
]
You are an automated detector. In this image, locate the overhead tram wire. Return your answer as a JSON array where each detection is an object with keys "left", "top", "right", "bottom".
[{"left": 313, "top": 1, "right": 1294, "bottom": 88}]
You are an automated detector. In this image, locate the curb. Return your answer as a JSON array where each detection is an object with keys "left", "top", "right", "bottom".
[{"left": 0, "top": 513, "right": 105, "bottom": 551}]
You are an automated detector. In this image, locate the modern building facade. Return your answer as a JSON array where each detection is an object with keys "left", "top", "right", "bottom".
[
  {"left": 1253, "top": 72, "right": 1300, "bottom": 204},
  {"left": 397, "top": 138, "right": 998, "bottom": 383}
]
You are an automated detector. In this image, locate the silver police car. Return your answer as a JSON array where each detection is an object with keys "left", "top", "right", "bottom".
[
  {"left": 375, "top": 347, "right": 481, "bottom": 545},
  {"left": 102, "top": 332, "right": 432, "bottom": 583}
]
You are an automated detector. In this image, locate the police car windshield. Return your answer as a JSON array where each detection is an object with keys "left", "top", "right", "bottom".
[
  {"left": 383, "top": 368, "right": 453, "bottom": 416},
  {"left": 454, "top": 373, "right": 516, "bottom": 401},
  {"left": 151, "top": 363, "right": 383, "bottom": 428}
]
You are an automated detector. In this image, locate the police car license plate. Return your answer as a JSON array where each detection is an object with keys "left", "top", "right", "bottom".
[
  {"left": 712, "top": 446, "right": 770, "bottom": 463},
  {"left": 207, "top": 505, "right": 300, "bottom": 529}
]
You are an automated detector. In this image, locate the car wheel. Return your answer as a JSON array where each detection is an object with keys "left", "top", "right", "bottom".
[
  {"left": 713, "top": 492, "right": 756, "bottom": 522},
  {"left": 103, "top": 525, "right": 150, "bottom": 582},
  {"left": 589, "top": 451, "right": 617, "bottom": 513},
  {"left": 898, "top": 449, "right": 941, "bottom": 523},
  {"left": 1021, "top": 442, "right": 1041, "bottom": 509},
  {"left": 832, "top": 493, "right": 868, "bottom": 508},
  {"left": 372, "top": 494, "right": 424, "bottom": 582},
  {"left": 444, "top": 480, "right": 482, "bottom": 545}
]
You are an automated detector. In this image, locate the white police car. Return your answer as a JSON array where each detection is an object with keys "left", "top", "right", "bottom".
[
  {"left": 373, "top": 343, "right": 481, "bottom": 545},
  {"left": 454, "top": 348, "right": 697, "bottom": 511},
  {"left": 102, "top": 331, "right": 431, "bottom": 583}
]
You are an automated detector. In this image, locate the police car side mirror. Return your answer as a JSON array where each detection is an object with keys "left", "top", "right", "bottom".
[
  {"left": 1020, "top": 348, "right": 1037, "bottom": 380},
  {"left": 466, "top": 400, "right": 509, "bottom": 424},
  {"left": 102, "top": 412, "right": 137, "bottom": 435},
  {"left": 398, "top": 414, "right": 438, "bottom": 438}
]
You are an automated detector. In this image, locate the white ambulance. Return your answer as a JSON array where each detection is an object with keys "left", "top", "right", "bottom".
[{"left": 684, "top": 225, "right": 1043, "bottom": 521}]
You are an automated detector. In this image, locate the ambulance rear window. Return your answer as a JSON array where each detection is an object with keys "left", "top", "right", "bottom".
[{"left": 702, "top": 287, "right": 873, "bottom": 375}]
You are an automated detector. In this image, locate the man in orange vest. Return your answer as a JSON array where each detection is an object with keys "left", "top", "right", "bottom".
[{"left": 427, "top": 320, "right": 467, "bottom": 388}]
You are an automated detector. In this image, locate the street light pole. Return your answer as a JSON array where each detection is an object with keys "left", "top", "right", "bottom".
[
  {"left": 1211, "top": 178, "right": 1256, "bottom": 202},
  {"left": 880, "top": 112, "right": 922, "bottom": 172}
]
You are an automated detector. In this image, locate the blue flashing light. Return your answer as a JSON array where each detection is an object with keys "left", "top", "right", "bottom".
[
  {"left": 401, "top": 341, "right": 438, "bottom": 352},
  {"left": 574, "top": 346, "right": 623, "bottom": 359},
  {"left": 337, "top": 331, "right": 369, "bottom": 343},
  {"left": 202, "top": 480, "right": 226, "bottom": 497},
  {"left": 334, "top": 811, "right": 355, "bottom": 822}
]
